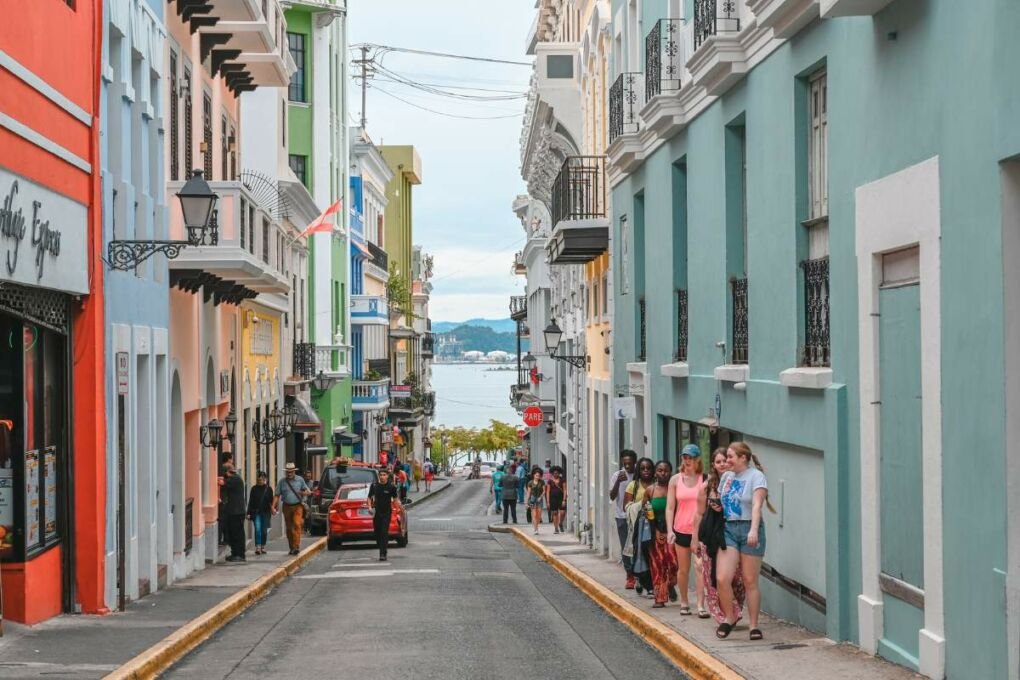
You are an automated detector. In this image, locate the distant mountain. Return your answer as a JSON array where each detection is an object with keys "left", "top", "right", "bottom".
[
  {"left": 435, "top": 324, "right": 527, "bottom": 357},
  {"left": 433, "top": 318, "right": 517, "bottom": 334}
]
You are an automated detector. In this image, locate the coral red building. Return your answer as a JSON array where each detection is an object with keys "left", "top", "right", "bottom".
[{"left": 0, "top": 0, "right": 106, "bottom": 622}]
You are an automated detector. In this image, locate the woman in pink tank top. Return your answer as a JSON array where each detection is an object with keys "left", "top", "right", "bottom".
[{"left": 667, "top": 444, "right": 708, "bottom": 617}]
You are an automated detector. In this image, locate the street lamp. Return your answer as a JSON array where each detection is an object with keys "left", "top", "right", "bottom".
[
  {"left": 223, "top": 409, "right": 237, "bottom": 443},
  {"left": 251, "top": 404, "right": 297, "bottom": 473},
  {"left": 313, "top": 370, "right": 336, "bottom": 392},
  {"left": 543, "top": 319, "right": 589, "bottom": 370},
  {"left": 199, "top": 419, "right": 224, "bottom": 449},
  {"left": 105, "top": 169, "right": 220, "bottom": 270},
  {"left": 522, "top": 353, "right": 537, "bottom": 370}
]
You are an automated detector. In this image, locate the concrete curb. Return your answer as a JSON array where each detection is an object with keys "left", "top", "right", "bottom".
[
  {"left": 105, "top": 537, "right": 326, "bottom": 679},
  {"left": 405, "top": 479, "right": 452, "bottom": 508},
  {"left": 509, "top": 528, "right": 744, "bottom": 680}
]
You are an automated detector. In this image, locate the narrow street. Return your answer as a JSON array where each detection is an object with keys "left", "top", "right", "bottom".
[{"left": 166, "top": 480, "right": 684, "bottom": 680}]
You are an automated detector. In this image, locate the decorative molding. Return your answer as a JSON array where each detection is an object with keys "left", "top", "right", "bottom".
[{"left": 0, "top": 51, "right": 92, "bottom": 126}]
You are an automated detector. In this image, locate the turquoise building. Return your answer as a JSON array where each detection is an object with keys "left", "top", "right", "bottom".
[{"left": 607, "top": 1, "right": 1019, "bottom": 678}]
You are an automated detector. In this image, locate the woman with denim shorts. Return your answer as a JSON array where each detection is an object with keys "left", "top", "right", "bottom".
[{"left": 713, "top": 442, "right": 775, "bottom": 641}]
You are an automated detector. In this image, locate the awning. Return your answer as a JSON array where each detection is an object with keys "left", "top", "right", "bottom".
[
  {"left": 290, "top": 396, "right": 322, "bottom": 433},
  {"left": 332, "top": 430, "right": 362, "bottom": 445}
]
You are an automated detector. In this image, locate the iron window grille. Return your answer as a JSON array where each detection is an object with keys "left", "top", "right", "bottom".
[
  {"left": 221, "top": 116, "right": 228, "bottom": 181},
  {"left": 645, "top": 19, "right": 685, "bottom": 102},
  {"left": 262, "top": 217, "right": 270, "bottom": 264},
  {"left": 294, "top": 342, "right": 316, "bottom": 379},
  {"left": 202, "top": 93, "right": 213, "bottom": 180},
  {"left": 240, "top": 197, "right": 247, "bottom": 249},
  {"left": 169, "top": 52, "right": 179, "bottom": 181},
  {"left": 800, "top": 256, "right": 830, "bottom": 367},
  {"left": 183, "top": 69, "right": 193, "bottom": 176},
  {"left": 609, "top": 72, "right": 641, "bottom": 142},
  {"left": 248, "top": 204, "right": 255, "bottom": 255},
  {"left": 676, "top": 288, "right": 688, "bottom": 362},
  {"left": 694, "top": 0, "right": 741, "bottom": 50},
  {"left": 638, "top": 297, "right": 647, "bottom": 362},
  {"left": 731, "top": 277, "right": 748, "bottom": 364},
  {"left": 551, "top": 156, "right": 607, "bottom": 226}
]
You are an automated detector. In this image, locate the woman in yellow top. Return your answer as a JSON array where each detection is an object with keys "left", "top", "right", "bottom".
[{"left": 412, "top": 459, "right": 422, "bottom": 492}]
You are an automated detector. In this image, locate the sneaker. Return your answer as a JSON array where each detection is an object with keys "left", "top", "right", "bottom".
[{"left": 625, "top": 575, "right": 636, "bottom": 590}]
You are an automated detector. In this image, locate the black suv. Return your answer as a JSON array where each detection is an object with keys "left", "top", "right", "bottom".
[{"left": 307, "top": 463, "right": 379, "bottom": 534}]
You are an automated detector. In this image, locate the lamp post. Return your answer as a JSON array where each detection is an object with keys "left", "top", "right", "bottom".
[
  {"left": 543, "top": 319, "right": 589, "bottom": 369},
  {"left": 106, "top": 169, "right": 220, "bottom": 270}
]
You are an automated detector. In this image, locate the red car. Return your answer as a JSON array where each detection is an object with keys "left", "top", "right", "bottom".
[{"left": 327, "top": 483, "right": 408, "bottom": 550}]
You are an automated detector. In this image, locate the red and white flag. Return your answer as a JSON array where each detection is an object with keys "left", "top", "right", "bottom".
[{"left": 299, "top": 199, "right": 343, "bottom": 237}]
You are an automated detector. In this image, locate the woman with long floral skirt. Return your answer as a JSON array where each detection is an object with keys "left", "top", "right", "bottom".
[{"left": 644, "top": 460, "right": 678, "bottom": 608}]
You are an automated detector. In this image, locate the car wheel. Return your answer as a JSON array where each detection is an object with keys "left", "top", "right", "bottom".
[{"left": 327, "top": 536, "right": 341, "bottom": 551}]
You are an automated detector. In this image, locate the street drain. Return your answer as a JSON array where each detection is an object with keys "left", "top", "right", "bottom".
[{"left": 771, "top": 643, "right": 807, "bottom": 650}]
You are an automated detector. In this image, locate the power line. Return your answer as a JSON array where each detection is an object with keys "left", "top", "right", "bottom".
[
  {"left": 430, "top": 237, "right": 527, "bottom": 283},
  {"left": 373, "top": 64, "right": 527, "bottom": 102},
  {"left": 369, "top": 84, "right": 525, "bottom": 120},
  {"left": 352, "top": 43, "right": 532, "bottom": 67}
]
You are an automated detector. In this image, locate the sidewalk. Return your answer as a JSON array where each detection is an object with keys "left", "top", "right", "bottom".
[
  {"left": 0, "top": 478, "right": 450, "bottom": 680},
  {"left": 519, "top": 530, "right": 921, "bottom": 680}
]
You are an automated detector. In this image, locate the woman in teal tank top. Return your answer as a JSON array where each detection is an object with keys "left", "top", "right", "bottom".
[{"left": 645, "top": 460, "right": 678, "bottom": 608}]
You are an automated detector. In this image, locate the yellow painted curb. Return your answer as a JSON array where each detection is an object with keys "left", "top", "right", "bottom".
[
  {"left": 106, "top": 538, "right": 326, "bottom": 680},
  {"left": 511, "top": 528, "right": 744, "bottom": 680}
]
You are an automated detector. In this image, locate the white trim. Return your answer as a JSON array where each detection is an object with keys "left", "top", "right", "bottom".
[
  {"left": 0, "top": 113, "right": 92, "bottom": 173},
  {"left": 855, "top": 156, "right": 944, "bottom": 679},
  {"left": 714, "top": 364, "right": 749, "bottom": 382},
  {"left": 660, "top": 362, "right": 690, "bottom": 379},
  {"left": 0, "top": 50, "right": 92, "bottom": 126},
  {"left": 778, "top": 366, "right": 831, "bottom": 389}
]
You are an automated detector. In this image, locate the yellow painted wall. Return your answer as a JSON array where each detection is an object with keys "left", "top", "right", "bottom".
[
  {"left": 240, "top": 303, "right": 282, "bottom": 397},
  {"left": 585, "top": 252, "right": 611, "bottom": 379}
]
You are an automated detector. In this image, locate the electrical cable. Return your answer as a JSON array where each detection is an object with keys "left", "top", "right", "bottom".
[
  {"left": 352, "top": 43, "right": 532, "bottom": 67},
  {"left": 373, "top": 63, "right": 527, "bottom": 102},
  {"left": 369, "top": 84, "right": 525, "bottom": 120}
]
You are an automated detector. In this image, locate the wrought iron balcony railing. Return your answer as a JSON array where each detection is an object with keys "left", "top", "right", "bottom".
[
  {"left": 645, "top": 19, "right": 688, "bottom": 102},
  {"left": 676, "top": 288, "right": 688, "bottom": 362},
  {"left": 731, "top": 277, "right": 749, "bottom": 364},
  {"left": 638, "top": 297, "right": 647, "bottom": 362},
  {"left": 510, "top": 295, "right": 528, "bottom": 320},
  {"left": 367, "top": 240, "right": 388, "bottom": 272},
  {"left": 609, "top": 72, "right": 642, "bottom": 142},
  {"left": 800, "top": 257, "right": 830, "bottom": 367},
  {"left": 422, "top": 391, "right": 436, "bottom": 416},
  {"left": 551, "top": 156, "right": 608, "bottom": 227},
  {"left": 294, "top": 341, "right": 316, "bottom": 379},
  {"left": 421, "top": 332, "right": 435, "bottom": 356},
  {"left": 694, "top": 0, "right": 742, "bottom": 50}
]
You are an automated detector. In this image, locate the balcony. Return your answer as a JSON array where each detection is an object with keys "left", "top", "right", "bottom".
[
  {"left": 389, "top": 387, "right": 423, "bottom": 422},
  {"left": 747, "top": 0, "right": 820, "bottom": 38},
  {"left": 173, "top": 0, "right": 293, "bottom": 92},
  {"left": 293, "top": 342, "right": 315, "bottom": 380},
  {"left": 351, "top": 294, "right": 389, "bottom": 326},
  {"left": 169, "top": 178, "right": 289, "bottom": 296},
  {"left": 609, "top": 73, "right": 642, "bottom": 143},
  {"left": 367, "top": 240, "right": 389, "bottom": 273},
  {"left": 645, "top": 19, "right": 690, "bottom": 102},
  {"left": 510, "top": 295, "right": 528, "bottom": 321},
  {"left": 352, "top": 379, "right": 390, "bottom": 411},
  {"left": 315, "top": 344, "right": 351, "bottom": 379},
  {"left": 513, "top": 251, "right": 527, "bottom": 275},
  {"left": 422, "top": 391, "right": 436, "bottom": 417},
  {"left": 687, "top": 0, "right": 754, "bottom": 97},
  {"left": 519, "top": 322, "right": 530, "bottom": 338},
  {"left": 421, "top": 333, "right": 435, "bottom": 357},
  {"left": 548, "top": 157, "right": 610, "bottom": 265}
]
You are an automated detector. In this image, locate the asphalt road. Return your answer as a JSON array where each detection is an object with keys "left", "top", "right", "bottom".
[{"left": 167, "top": 480, "right": 687, "bottom": 680}]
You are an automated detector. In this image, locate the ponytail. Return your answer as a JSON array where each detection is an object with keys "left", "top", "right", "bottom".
[{"left": 729, "top": 443, "right": 777, "bottom": 514}]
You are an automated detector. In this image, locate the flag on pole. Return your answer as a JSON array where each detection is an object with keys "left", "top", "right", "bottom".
[{"left": 299, "top": 199, "right": 343, "bottom": 237}]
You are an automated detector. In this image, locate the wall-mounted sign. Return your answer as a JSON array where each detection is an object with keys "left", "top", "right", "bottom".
[
  {"left": 0, "top": 170, "right": 87, "bottom": 294},
  {"left": 116, "top": 352, "right": 129, "bottom": 395},
  {"left": 613, "top": 397, "right": 636, "bottom": 420}
]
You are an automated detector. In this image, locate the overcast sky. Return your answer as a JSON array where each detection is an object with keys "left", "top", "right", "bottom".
[{"left": 349, "top": 1, "right": 534, "bottom": 323}]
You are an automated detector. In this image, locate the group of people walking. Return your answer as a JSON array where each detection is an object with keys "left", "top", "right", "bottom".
[
  {"left": 611, "top": 442, "right": 772, "bottom": 641},
  {"left": 490, "top": 458, "right": 567, "bottom": 533}
]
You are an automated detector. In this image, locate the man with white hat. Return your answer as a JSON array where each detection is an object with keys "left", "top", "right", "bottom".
[{"left": 275, "top": 463, "right": 311, "bottom": 555}]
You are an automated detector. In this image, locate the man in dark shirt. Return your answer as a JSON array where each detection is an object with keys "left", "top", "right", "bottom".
[
  {"left": 367, "top": 469, "right": 398, "bottom": 562},
  {"left": 221, "top": 463, "right": 247, "bottom": 562}
]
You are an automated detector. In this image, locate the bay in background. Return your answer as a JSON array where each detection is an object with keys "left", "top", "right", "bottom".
[{"left": 431, "top": 363, "right": 520, "bottom": 430}]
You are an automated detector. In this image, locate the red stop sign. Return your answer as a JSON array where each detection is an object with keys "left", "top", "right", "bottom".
[{"left": 523, "top": 406, "right": 543, "bottom": 428}]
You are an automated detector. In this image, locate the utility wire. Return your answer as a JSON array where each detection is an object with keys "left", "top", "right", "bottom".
[
  {"left": 352, "top": 43, "right": 532, "bottom": 67},
  {"left": 373, "top": 64, "right": 527, "bottom": 102},
  {"left": 430, "top": 237, "right": 527, "bottom": 283},
  {"left": 369, "top": 84, "right": 525, "bottom": 120}
]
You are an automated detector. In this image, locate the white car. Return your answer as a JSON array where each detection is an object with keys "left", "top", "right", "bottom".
[{"left": 478, "top": 464, "right": 495, "bottom": 479}]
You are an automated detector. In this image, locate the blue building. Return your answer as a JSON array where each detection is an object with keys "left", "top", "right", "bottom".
[
  {"left": 607, "top": 1, "right": 1019, "bottom": 678},
  {"left": 100, "top": 0, "right": 172, "bottom": 606}
]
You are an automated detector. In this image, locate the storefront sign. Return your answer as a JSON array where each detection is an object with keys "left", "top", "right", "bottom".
[
  {"left": 0, "top": 468, "right": 13, "bottom": 557},
  {"left": 0, "top": 170, "right": 87, "bottom": 294},
  {"left": 24, "top": 450, "right": 40, "bottom": 550},
  {"left": 44, "top": 448, "right": 57, "bottom": 540}
]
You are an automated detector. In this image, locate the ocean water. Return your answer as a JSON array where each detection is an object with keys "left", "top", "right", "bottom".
[{"left": 430, "top": 363, "right": 521, "bottom": 429}]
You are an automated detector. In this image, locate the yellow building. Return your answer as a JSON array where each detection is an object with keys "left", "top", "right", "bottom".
[{"left": 238, "top": 302, "right": 284, "bottom": 488}]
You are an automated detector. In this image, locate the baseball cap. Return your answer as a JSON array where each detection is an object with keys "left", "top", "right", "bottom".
[{"left": 681, "top": 444, "right": 701, "bottom": 458}]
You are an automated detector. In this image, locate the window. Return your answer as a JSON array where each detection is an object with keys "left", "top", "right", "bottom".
[
  {"left": 592, "top": 278, "right": 600, "bottom": 320},
  {"left": 63, "top": 0, "right": 75, "bottom": 8},
  {"left": 289, "top": 154, "right": 307, "bottom": 186},
  {"left": 801, "top": 69, "right": 829, "bottom": 367},
  {"left": 262, "top": 217, "right": 270, "bottom": 263},
  {"left": 221, "top": 115, "right": 228, "bottom": 181},
  {"left": 183, "top": 68, "right": 193, "bottom": 176},
  {"left": 228, "top": 124, "right": 236, "bottom": 180},
  {"left": 602, "top": 274, "right": 608, "bottom": 316},
  {"left": 282, "top": 100, "right": 286, "bottom": 147},
  {"left": 169, "top": 52, "right": 179, "bottom": 181},
  {"left": 377, "top": 214, "right": 384, "bottom": 246},
  {"left": 248, "top": 204, "right": 255, "bottom": 254},
  {"left": 202, "top": 93, "right": 213, "bottom": 180},
  {"left": 240, "top": 198, "right": 247, "bottom": 249},
  {"left": 288, "top": 32, "right": 307, "bottom": 102}
]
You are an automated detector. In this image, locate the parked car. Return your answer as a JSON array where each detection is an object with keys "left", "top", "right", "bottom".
[
  {"left": 478, "top": 464, "right": 495, "bottom": 479},
  {"left": 308, "top": 461, "right": 379, "bottom": 535},
  {"left": 327, "top": 483, "right": 407, "bottom": 551}
]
